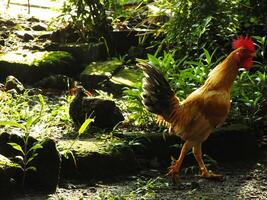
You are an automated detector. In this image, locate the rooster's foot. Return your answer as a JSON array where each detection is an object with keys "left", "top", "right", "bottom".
[
  {"left": 166, "top": 166, "right": 181, "bottom": 184},
  {"left": 200, "top": 172, "right": 224, "bottom": 181}
]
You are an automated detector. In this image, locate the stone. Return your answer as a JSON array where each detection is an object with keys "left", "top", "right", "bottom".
[
  {"left": 23, "top": 33, "right": 34, "bottom": 42},
  {"left": 34, "top": 74, "right": 77, "bottom": 90},
  {"left": 0, "top": 39, "right": 4, "bottom": 46},
  {"left": 27, "top": 138, "right": 61, "bottom": 193},
  {"left": 80, "top": 60, "right": 143, "bottom": 96},
  {"left": 80, "top": 60, "right": 122, "bottom": 90},
  {"left": 82, "top": 97, "right": 124, "bottom": 129},
  {"left": 58, "top": 139, "right": 137, "bottom": 180},
  {"left": 0, "top": 132, "right": 61, "bottom": 194},
  {"left": 5, "top": 75, "right": 25, "bottom": 94},
  {"left": 69, "top": 87, "right": 124, "bottom": 129},
  {"left": 47, "top": 42, "right": 108, "bottom": 65},
  {"left": 203, "top": 123, "right": 259, "bottom": 161},
  {"left": 32, "top": 23, "right": 47, "bottom": 31},
  {"left": 0, "top": 50, "right": 76, "bottom": 84},
  {"left": 0, "top": 154, "right": 20, "bottom": 196}
]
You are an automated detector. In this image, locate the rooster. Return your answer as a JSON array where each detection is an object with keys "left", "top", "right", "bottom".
[{"left": 139, "top": 36, "right": 256, "bottom": 183}]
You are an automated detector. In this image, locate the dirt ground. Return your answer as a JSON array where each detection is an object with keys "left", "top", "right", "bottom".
[{"left": 11, "top": 148, "right": 267, "bottom": 200}]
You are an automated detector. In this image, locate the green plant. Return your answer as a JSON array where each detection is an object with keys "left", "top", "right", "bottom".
[
  {"left": 0, "top": 94, "right": 45, "bottom": 187},
  {"left": 157, "top": 0, "right": 266, "bottom": 58},
  {"left": 123, "top": 86, "right": 154, "bottom": 126},
  {"left": 229, "top": 36, "right": 266, "bottom": 128},
  {"left": 56, "top": 0, "right": 110, "bottom": 41},
  {"left": 132, "top": 177, "right": 169, "bottom": 199},
  {"left": 61, "top": 117, "right": 94, "bottom": 166}
]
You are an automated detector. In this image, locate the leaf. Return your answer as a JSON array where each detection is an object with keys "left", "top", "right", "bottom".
[
  {"left": 203, "top": 48, "right": 211, "bottom": 65},
  {"left": 28, "top": 143, "right": 43, "bottom": 153},
  {"left": 78, "top": 118, "right": 93, "bottom": 135},
  {"left": 38, "top": 94, "right": 46, "bottom": 107},
  {"left": 69, "top": 150, "right": 77, "bottom": 167},
  {"left": 147, "top": 54, "right": 159, "bottom": 66},
  {"left": 8, "top": 143, "right": 25, "bottom": 155},
  {"left": 26, "top": 154, "right": 39, "bottom": 165},
  {"left": 15, "top": 155, "right": 24, "bottom": 161},
  {"left": 26, "top": 166, "right": 37, "bottom": 172},
  {"left": 26, "top": 116, "right": 34, "bottom": 130},
  {"left": 0, "top": 121, "right": 26, "bottom": 130}
]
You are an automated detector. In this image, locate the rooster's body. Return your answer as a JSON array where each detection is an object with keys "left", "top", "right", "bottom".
[{"left": 140, "top": 37, "right": 256, "bottom": 182}]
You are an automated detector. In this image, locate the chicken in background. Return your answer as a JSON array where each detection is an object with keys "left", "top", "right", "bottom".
[{"left": 139, "top": 36, "right": 256, "bottom": 183}]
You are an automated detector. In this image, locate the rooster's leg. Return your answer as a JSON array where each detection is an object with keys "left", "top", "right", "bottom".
[
  {"left": 193, "top": 143, "right": 223, "bottom": 180},
  {"left": 166, "top": 141, "right": 193, "bottom": 183}
]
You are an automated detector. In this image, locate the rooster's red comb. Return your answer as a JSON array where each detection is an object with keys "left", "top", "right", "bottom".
[{"left": 232, "top": 36, "right": 255, "bottom": 52}]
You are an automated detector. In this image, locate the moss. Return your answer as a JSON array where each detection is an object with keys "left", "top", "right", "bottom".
[
  {"left": 81, "top": 60, "right": 122, "bottom": 77},
  {"left": 111, "top": 67, "right": 143, "bottom": 88},
  {"left": 57, "top": 139, "right": 109, "bottom": 157},
  {"left": 0, "top": 50, "right": 75, "bottom": 83},
  {"left": 57, "top": 136, "right": 130, "bottom": 158},
  {"left": 0, "top": 51, "right": 72, "bottom": 67},
  {"left": 31, "top": 51, "right": 73, "bottom": 67}
]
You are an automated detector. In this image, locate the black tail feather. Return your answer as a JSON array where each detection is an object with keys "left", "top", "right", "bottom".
[{"left": 138, "top": 63, "right": 175, "bottom": 116}]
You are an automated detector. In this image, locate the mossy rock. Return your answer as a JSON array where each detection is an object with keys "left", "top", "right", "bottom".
[
  {"left": 204, "top": 124, "right": 259, "bottom": 161},
  {"left": 0, "top": 132, "right": 61, "bottom": 194},
  {"left": 0, "top": 154, "right": 21, "bottom": 196},
  {"left": 80, "top": 59, "right": 122, "bottom": 90},
  {"left": 111, "top": 67, "right": 143, "bottom": 88},
  {"left": 48, "top": 42, "right": 108, "bottom": 65},
  {"left": 0, "top": 50, "right": 76, "bottom": 83},
  {"left": 58, "top": 139, "right": 138, "bottom": 180},
  {"left": 80, "top": 60, "right": 143, "bottom": 95}
]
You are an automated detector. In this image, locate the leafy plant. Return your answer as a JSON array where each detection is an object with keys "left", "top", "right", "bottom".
[
  {"left": 123, "top": 86, "right": 154, "bottom": 126},
  {"left": 61, "top": 117, "right": 94, "bottom": 167},
  {"left": 155, "top": 0, "right": 266, "bottom": 59},
  {"left": 0, "top": 94, "right": 45, "bottom": 187},
  {"left": 56, "top": 0, "right": 110, "bottom": 41},
  {"left": 131, "top": 176, "right": 169, "bottom": 199},
  {"left": 229, "top": 36, "right": 266, "bottom": 128}
]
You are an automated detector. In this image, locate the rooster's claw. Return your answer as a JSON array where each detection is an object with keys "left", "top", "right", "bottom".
[
  {"left": 166, "top": 166, "right": 180, "bottom": 184},
  {"left": 200, "top": 172, "right": 224, "bottom": 181}
]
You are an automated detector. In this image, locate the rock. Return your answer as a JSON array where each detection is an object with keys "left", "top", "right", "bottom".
[
  {"left": 5, "top": 20, "right": 16, "bottom": 26},
  {"left": 0, "top": 50, "right": 76, "bottom": 84},
  {"left": 32, "top": 23, "right": 47, "bottom": 31},
  {"left": 23, "top": 33, "right": 34, "bottom": 42},
  {"left": 69, "top": 87, "right": 124, "bottom": 129},
  {"left": 58, "top": 139, "right": 137, "bottom": 180},
  {"left": 47, "top": 42, "right": 108, "bottom": 65},
  {"left": 27, "top": 16, "right": 40, "bottom": 23},
  {"left": 0, "top": 132, "right": 61, "bottom": 194},
  {"left": 0, "top": 39, "right": 4, "bottom": 46},
  {"left": 80, "top": 60, "right": 122, "bottom": 90},
  {"left": 27, "top": 138, "right": 61, "bottom": 193},
  {"left": 80, "top": 60, "right": 143, "bottom": 96},
  {"left": 0, "top": 154, "right": 20, "bottom": 196},
  {"left": 34, "top": 74, "right": 77, "bottom": 90},
  {"left": 5, "top": 75, "right": 25, "bottom": 94},
  {"left": 203, "top": 123, "right": 259, "bottom": 161},
  {"left": 127, "top": 46, "right": 145, "bottom": 61}
]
